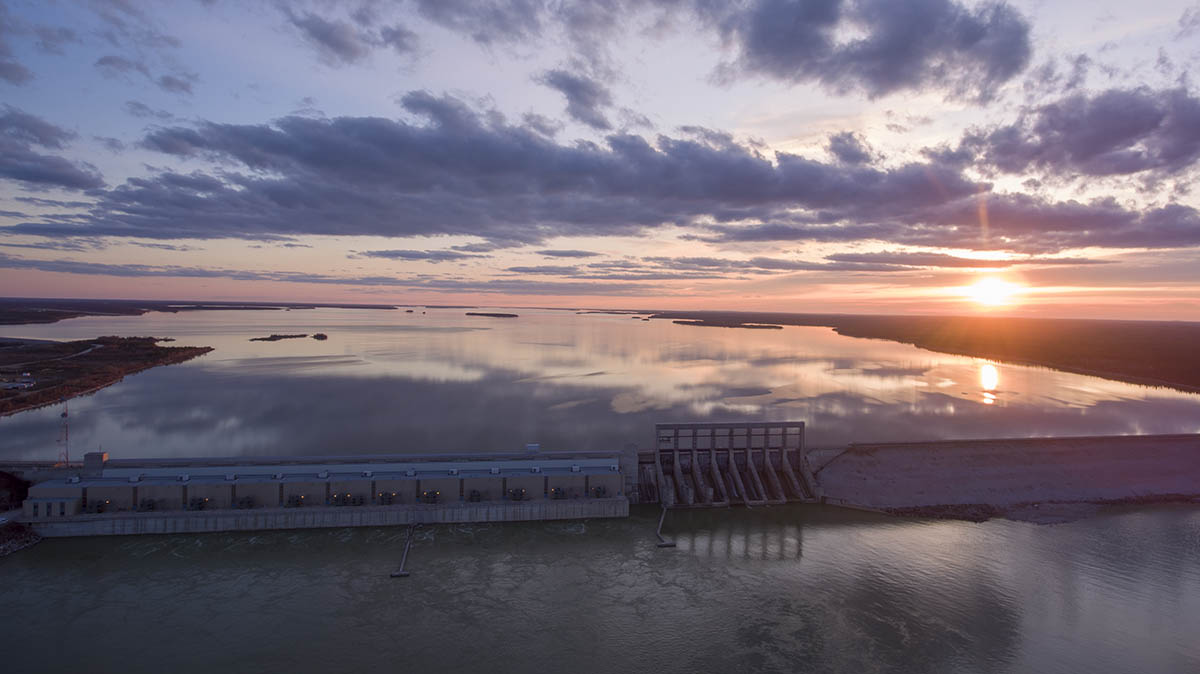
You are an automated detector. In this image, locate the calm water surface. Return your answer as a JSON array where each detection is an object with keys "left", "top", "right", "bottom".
[
  {"left": 4, "top": 309, "right": 1200, "bottom": 672},
  {"left": 2, "top": 307, "right": 1199, "bottom": 459},
  {"left": 3, "top": 505, "right": 1199, "bottom": 673}
]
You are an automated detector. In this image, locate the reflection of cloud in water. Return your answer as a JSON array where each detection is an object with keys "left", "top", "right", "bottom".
[{"left": 2, "top": 310, "right": 1199, "bottom": 460}]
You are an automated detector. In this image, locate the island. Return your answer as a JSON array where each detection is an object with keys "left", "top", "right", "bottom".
[
  {"left": 672, "top": 319, "right": 783, "bottom": 329},
  {"left": 0, "top": 336, "right": 213, "bottom": 417},
  {"left": 465, "top": 312, "right": 519, "bottom": 318},
  {"left": 311, "top": 333, "right": 328, "bottom": 340},
  {"left": 249, "top": 334, "right": 308, "bottom": 342}
]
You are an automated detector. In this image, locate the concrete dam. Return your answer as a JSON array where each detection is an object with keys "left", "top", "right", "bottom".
[{"left": 8, "top": 420, "right": 1200, "bottom": 537}]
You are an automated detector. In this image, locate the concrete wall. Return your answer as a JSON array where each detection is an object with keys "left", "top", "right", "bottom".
[
  {"left": 282, "top": 480, "right": 327, "bottom": 505},
  {"left": 589, "top": 474, "right": 622, "bottom": 497},
  {"left": 547, "top": 474, "right": 586, "bottom": 498},
  {"left": 186, "top": 483, "right": 233, "bottom": 509},
  {"left": 27, "top": 498, "right": 630, "bottom": 537},
  {"left": 506, "top": 475, "right": 545, "bottom": 499},
  {"left": 329, "top": 480, "right": 372, "bottom": 501},
  {"left": 374, "top": 479, "right": 416, "bottom": 504},
  {"left": 462, "top": 477, "right": 503, "bottom": 501},
  {"left": 139, "top": 484, "right": 184, "bottom": 510},
  {"left": 28, "top": 484, "right": 85, "bottom": 499},
  {"left": 234, "top": 482, "right": 280, "bottom": 508},
  {"left": 87, "top": 485, "right": 135, "bottom": 511},
  {"left": 418, "top": 477, "right": 460, "bottom": 502},
  {"left": 23, "top": 498, "right": 80, "bottom": 518}
]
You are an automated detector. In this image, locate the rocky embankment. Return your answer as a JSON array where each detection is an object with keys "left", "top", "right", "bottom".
[
  {"left": 816, "top": 434, "right": 1200, "bottom": 524},
  {"left": 0, "top": 521, "right": 41, "bottom": 557}
]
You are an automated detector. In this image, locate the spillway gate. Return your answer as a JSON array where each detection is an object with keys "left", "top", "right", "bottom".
[{"left": 640, "top": 421, "right": 821, "bottom": 507}]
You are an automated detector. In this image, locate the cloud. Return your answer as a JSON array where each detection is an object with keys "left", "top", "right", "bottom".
[
  {"left": 709, "top": 0, "right": 1032, "bottom": 101},
  {"left": 537, "top": 69, "right": 614, "bottom": 130},
  {"left": 522, "top": 112, "right": 562, "bottom": 137},
  {"left": 504, "top": 264, "right": 579, "bottom": 274},
  {"left": 0, "top": 106, "right": 104, "bottom": 190},
  {"left": 1179, "top": 4, "right": 1200, "bottom": 39},
  {"left": 285, "top": 8, "right": 418, "bottom": 65},
  {"left": 95, "top": 54, "right": 150, "bottom": 78},
  {"left": 355, "top": 249, "right": 490, "bottom": 262},
  {"left": 156, "top": 74, "right": 193, "bottom": 95},
  {"left": 966, "top": 87, "right": 1200, "bottom": 178},
  {"left": 827, "top": 131, "right": 876, "bottom": 164},
  {"left": 33, "top": 25, "right": 78, "bottom": 53},
  {"left": 96, "top": 136, "right": 125, "bottom": 152},
  {"left": 824, "top": 251, "right": 1113, "bottom": 268},
  {"left": 1, "top": 105, "right": 75, "bottom": 148},
  {"left": 124, "top": 100, "right": 173, "bottom": 119},
  {"left": 411, "top": 0, "right": 543, "bottom": 46},
  {"left": 536, "top": 249, "right": 599, "bottom": 258},
  {"left": 379, "top": 23, "right": 418, "bottom": 54},
  {"left": 11, "top": 90, "right": 1197, "bottom": 254},
  {"left": 0, "top": 250, "right": 655, "bottom": 295},
  {"left": 287, "top": 10, "right": 373, "bottom": 65},
  {"left": 0, "top": 1, "right": 32, "bottom": 84}
]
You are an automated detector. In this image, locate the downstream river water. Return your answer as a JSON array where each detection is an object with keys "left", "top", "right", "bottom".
[{"left": 3, "top": 308, "right": 1200, "bottom": 673}]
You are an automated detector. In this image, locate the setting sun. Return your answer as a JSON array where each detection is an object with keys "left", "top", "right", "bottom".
[{"left": 966, "top": 278, "right": 1021, "bottom": 306}]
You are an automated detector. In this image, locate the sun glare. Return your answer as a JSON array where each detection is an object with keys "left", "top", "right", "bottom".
[{"left": 966, "top": 277, "right": 1021, "bottom": 307}]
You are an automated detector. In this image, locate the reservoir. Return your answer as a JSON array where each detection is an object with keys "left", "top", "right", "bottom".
[
  {"left": 2, "top": 307, "right": 1198, "bottom": 459},
  {"left": 3, "top": 308, "right": 1200, "bottom": 672}
]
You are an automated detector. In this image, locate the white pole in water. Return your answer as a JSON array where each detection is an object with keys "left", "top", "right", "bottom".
[{"left": 57, "top": 399, "right": 70, "bottom": 465}]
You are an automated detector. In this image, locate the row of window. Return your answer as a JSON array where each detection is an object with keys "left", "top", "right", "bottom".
[{"left": 30, "top": 502, "right": 67, "bottom": 518}]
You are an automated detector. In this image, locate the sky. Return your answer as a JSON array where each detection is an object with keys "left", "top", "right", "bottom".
[{"left": 1, "top": 0, "right": 1199, "bottom": 319}]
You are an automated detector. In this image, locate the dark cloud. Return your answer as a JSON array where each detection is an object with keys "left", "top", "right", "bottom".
[
  {"left": 33, "top": 25, "right": 78, "bottom": 53},
  {"left": 285, "top": 7, "right": 418, "bottom": 65},
  {"left": 1179, "top": 4, "right": 1200, "bottom": 39},
  {"left": 0, "top": 239, "right": 99, "bottom": 252},
  {"left": 827, "top": 131, "right": 875, "bottom": 164},
  {"left": 0, "top": 1, "right": 32, "bottom": 84},
  {"left": 96, "top": 136, "right": 125, "bottom": 152},
  {"left": 1, "top": 105, "right": 75, "bottom": 148},
  {"left": 14, "top": 196, "right": 92, "bottom": 208},
  {"left": 538, "top": 69, "right": 613, "bottom": 130},
  {"left": 967, "top": 87, "right": 1200, "bottom": 178},
  {"left": 824, "top": 251, "right": 1113, "bottom": 268},
  {"left": 11, "top": 90, "right": 1196, "bottom": 254},
  {"left": 536, "top": 249, "right": 599, "bottom": 258},
  {"left": 709, "top": 0, "right": 1032, "bottom": 101},
  {"left": 521, "top": 112, "right": 563, "bottom": 137},
  {"left": 156, "top": 74, "right": 193, "bottom": 95},
  {"left": 355, "top": 249, "right": 490, "bottom": 262},
  {"left": 0, "top": 106, "right": 104, "bottom": 190},
  {"left": 640, "top": 255, "right": 906, "bottom": 274},
  {"left": 92, "top": 0, "right": 181, "bottom": 50},
  {"left": 451, "top": 241, "right": 516, "bottom": 253},
  {"left": 287, "top": 10, "right": 373, "bottom": 65},
  {"left": 0, "top": 250, "right": 653, "bottom": 295},
  {"left": 95, "top": 54, "right": 150, "bottom": 77},
  {"left": 411, "top": 0, "right": 543, "bottom": 46},
  {"left": 379, "top": 24, "right": 418, "bottom": 54},
  {"left": 504, "top": 265, "right": 579, "bottom": 274},
  {"left": 124, "top": 100, "right": 174, "bottom": 119}
]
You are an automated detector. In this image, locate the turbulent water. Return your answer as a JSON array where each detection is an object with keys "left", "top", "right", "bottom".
[
  {"left": 4, "top": 308, "right": 1200, "bottom": 673},
  {"left": 3, "top": 505, "right": 1199, "bottom": 673},
  {"left": 2, "top": 307, "right": 1199, "bottom": 460}
]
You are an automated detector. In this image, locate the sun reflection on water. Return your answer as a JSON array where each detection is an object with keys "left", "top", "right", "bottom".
[{"left": 980, "top": 363, "right": 999, "bottom": 404}]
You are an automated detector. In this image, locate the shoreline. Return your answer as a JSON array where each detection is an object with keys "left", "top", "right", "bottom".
[
  {"left": 646, "top": 310, "right": 1200, "bottom": 394},
  {"left": 1, "top": 337, "right": 213, "bottom": 418}
]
